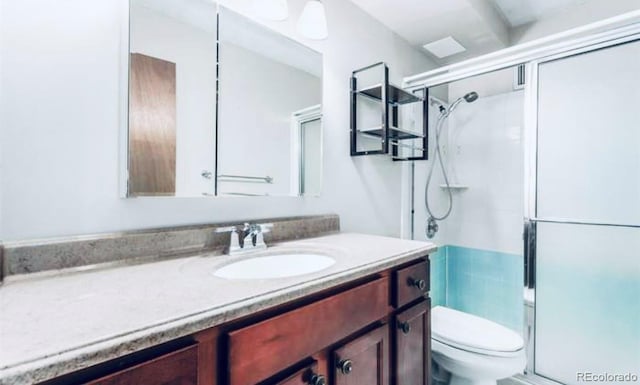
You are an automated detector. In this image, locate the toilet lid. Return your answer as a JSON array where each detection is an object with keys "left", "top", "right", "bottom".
[{"left": 432, "top": 306, "right": 524, "bottom": 354}]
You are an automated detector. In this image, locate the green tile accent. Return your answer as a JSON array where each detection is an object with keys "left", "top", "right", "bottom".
[
  {"left": 429, "top": 248, "right": 448, "bottom": 307},
  {"left": 431, "top": 245, "right": 524, "bottom": 334}
]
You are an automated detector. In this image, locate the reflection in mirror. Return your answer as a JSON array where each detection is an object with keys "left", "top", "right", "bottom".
[
  {"left": 217, "top": 7, "right": 323, "bottom": 197},
  {"left": 128, "top": 0, "right": 217, "bottom": 197},
  {"left": 293, "top": 106, "right": 322, "bottom": 196}
]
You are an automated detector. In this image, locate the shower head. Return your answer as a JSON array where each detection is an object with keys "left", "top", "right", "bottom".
[
  {"left": 464, "top": 91, "right": 478, "bottom": 103},
  {"left": 445, "top": 91, "right": 479, "bottom": 114}
]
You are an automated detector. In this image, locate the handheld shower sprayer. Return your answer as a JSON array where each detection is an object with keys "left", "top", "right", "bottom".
[
  {"left": 424, "top": 91, "right": 479, "bottom": 239},
  {"left": 442, "top": 92, "right": 479, "bottom": 116}
]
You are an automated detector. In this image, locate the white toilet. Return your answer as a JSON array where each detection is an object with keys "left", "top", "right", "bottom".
[{"left": 431, "top": 306, "right": 527, "bottom": 385}]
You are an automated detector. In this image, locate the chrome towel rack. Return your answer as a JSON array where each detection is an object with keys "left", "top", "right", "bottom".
[{"left": 217, "top": 174, "right": 274, "bottom": 184}]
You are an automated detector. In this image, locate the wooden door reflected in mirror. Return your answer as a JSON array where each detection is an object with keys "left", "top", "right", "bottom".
[{"left": 129, "top": 53, "right": 177, "bottom": 196}]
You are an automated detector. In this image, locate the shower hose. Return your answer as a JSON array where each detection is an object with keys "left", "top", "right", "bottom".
[{"left": 424, "top": 111, "right": 453, "bottom": 237}]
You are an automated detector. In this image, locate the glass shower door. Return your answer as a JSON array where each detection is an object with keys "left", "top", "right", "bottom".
[{"left": 532, "top": 39, "right": 640, "bottom": 384}]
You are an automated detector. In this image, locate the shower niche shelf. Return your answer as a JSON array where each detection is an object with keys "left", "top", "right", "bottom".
[{"left": 351, "top": 62, "right": 428, "bottom": 161}]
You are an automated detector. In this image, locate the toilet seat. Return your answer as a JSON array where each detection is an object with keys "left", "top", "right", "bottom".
[
  {"left": 432, "top": 306, "right": 524, "bottom": 357},
  {"left": 433, "top": 336, "right": 522, "bottom": 358},
  {"left": 432, "top": 339, "right": 527, "bottom": 380}
]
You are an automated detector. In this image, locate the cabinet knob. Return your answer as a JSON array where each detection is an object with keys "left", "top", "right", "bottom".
[
  {"left": 338, "top": 359, "right": 353, "bottom": 375},
  {"left": 398, "top": 321, "right": 411, "bottom": 334},
  {"left": 309, "top": 374, "right": 326, "bottom": 385},
  {"left": 408, "top": 277, "right": 426, "bottom": 291}
]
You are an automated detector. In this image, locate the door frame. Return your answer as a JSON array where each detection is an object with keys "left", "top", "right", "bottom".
[{"left": 290, "top": 105, "right": 323, "bottom": 196}]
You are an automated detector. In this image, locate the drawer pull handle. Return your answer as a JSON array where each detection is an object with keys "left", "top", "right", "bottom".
[
  {"left": 408, "top": 277, "right": 426, "bottom": 291},
  {"left": 309, "top": 374, "right": 326, "bottom": 385},
  {"left": 398, "top": 321, "right": 411, "bottom": 334},
  {"left": 338, "top": 359, "right": 353, "bottom": 375}
]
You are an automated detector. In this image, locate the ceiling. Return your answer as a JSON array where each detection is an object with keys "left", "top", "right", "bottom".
[
  {"left": 348, "top": 0, "right": 603, "bottom": 64},
  {"left": 492, "top": 0, "right": 589, "bottom": 27}
]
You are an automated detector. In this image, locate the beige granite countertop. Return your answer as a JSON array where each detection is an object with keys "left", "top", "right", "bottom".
[{"left": 0, "top": 233, "right": 436, "bottom": 385}]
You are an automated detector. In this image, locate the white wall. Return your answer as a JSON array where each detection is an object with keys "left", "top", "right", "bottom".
[
  {"left": 216, "top": 41, "right": 320, "bottom": 196},
  {"left": 130, "top": 4, "right": 217, "bottom": 196},
  {"left": 443, "top": 91, "right": 523, "bottom": 254},
  {"left": 0, "top": 0, "right": 436, "bottom": 241}
]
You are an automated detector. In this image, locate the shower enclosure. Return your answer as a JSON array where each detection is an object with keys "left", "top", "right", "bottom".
[
  {"left": 404, "top": 17, "right": 640, "bottom": 385},
  {"left": 524, "top": 38, "right": 640, "bottom": 384}
]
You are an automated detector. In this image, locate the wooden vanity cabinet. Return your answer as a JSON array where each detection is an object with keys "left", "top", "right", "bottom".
[
  {"left": 40, "top": 256, "right": 432, "bottom": 385},
  {"left": 227, "top": 278, "right": 389, "bottom": 385}
]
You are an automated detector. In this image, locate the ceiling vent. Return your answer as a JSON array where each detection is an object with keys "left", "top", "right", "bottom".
[{"left": 423, "top": 36, "right": 466, "bottom": 58}]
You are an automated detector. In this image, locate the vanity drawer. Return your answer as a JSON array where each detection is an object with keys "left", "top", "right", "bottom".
[
  {"left": 85, "top": 345, "right": 197, "bottom": 385},
  {"left": 393, "top": 260, "right": 429, "bottom": 308},
  {"left": 228, "top": 277, "right": 389, "bottom": 385}
]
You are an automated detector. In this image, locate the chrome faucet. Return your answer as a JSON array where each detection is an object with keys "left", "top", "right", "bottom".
[{"left": 216, "top": 222, "right": 273, "bottom": 255}]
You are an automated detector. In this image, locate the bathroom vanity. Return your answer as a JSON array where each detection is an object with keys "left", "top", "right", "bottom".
[
  {"left": 0, "top": 217, "right": 436, "bottom": 385},
  {"left": 41, "top": 257, "right": 429, "bottom": 385}
]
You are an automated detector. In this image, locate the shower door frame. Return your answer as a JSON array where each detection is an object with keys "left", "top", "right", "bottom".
[
  {"left": 522, "top": 34, "right": 640, "bottom": 385},
  {"left": 401, "top": 12, "right": 640, "bottom": 385}
]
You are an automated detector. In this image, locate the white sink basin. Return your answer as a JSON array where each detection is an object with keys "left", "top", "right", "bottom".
[{"left": 213, "top": 253, "right": 336, "bottom": 279}]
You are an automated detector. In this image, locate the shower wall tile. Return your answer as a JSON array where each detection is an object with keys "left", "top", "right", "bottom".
[
  {"left": 443, "top": 245, "right": 523, "bottom": 333},
  {"left": 417, "top": 83, "right": 525, "bottom": 333},
  {"left": 429, "top": 247, "right": 447, "bottom": 307},
  {"left": 438, "top": 91, "right": 525, "bottom": 256}
]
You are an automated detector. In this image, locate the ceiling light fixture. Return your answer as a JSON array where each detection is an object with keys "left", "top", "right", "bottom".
[
  {"left": 251, "top": 0, "right": 289, "bottom": 21},
  {"left": 297, "top": 0, "right": 328, "bottom": 40}
]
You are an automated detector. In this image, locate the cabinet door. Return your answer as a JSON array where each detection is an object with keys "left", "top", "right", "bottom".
[
  {"left": 333, "top": 325, "right": 389, "bottom": 385},
  {"left": 395, "top": 300, "right": 430, "bottom": 385},
  {"left": 228, "top": 278, "right": 389, "bottom": 385}
]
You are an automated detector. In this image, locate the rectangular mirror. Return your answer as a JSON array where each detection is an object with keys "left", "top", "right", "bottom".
[
  {"left": 216, "top": 7, "right": 323, "bottom": 197},
  {"left": 126, "top": 1, "right": 322, "bottom": 198},
  {"left": 128, "top": 0, "right": 218, "bottom": 197}
]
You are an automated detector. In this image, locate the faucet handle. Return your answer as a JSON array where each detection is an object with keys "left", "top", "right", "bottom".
[{"left": 215, "top": 226, "right": 242, "bottom": 253}]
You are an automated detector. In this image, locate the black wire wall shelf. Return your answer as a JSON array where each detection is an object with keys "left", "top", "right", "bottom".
[
  {"left": 350, "top": 62, "right": 428, "bottom": 161},
  {"left": 356, "top": 83, "right": 422, "bottom": 105},
  {"left": 358, "top": 125, "right": 423, "bottom": 140}
]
